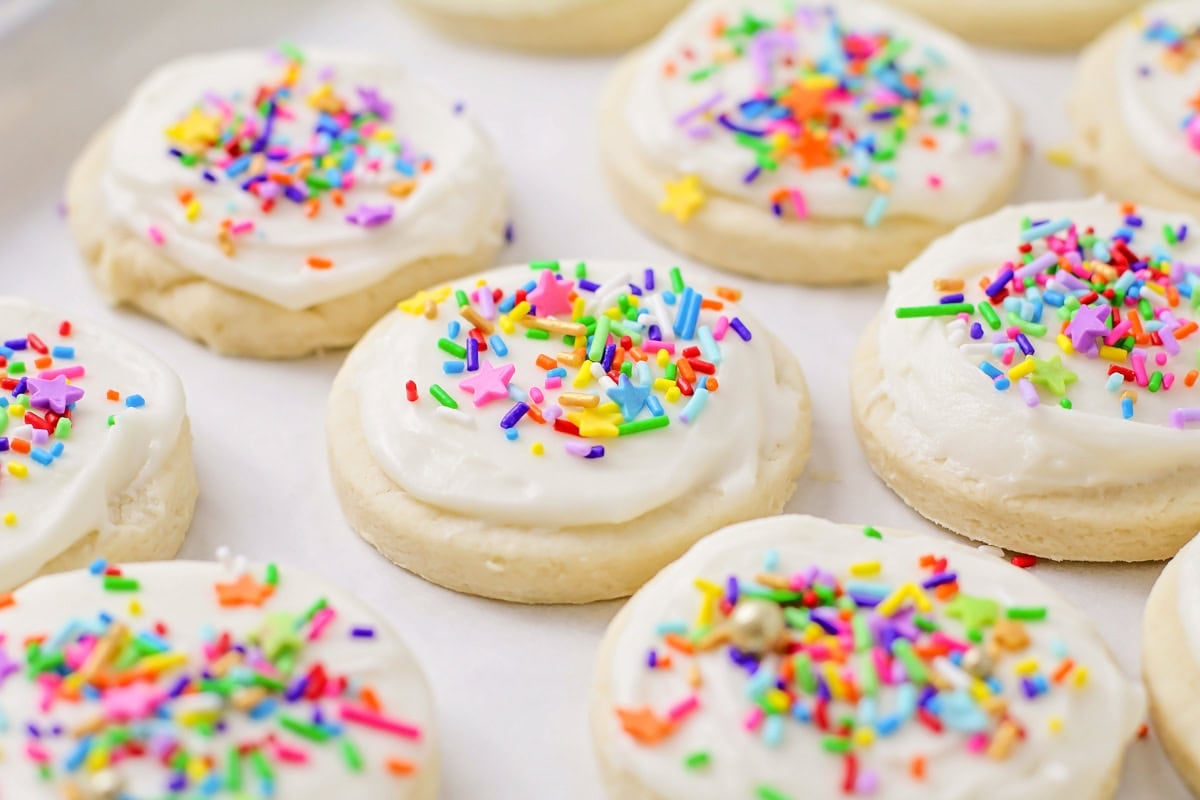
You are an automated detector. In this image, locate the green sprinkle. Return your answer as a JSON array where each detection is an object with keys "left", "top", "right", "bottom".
[
  {"left": 590, "top": 316, "right": 611, "bottom": 361},
  {"left": 793, "top": 652, "right": 816, "bottom": 694},
  {"left": 859, "top": 651, "right": 879, "bottom": 697},
  {"left": 341, "top": 738, "right": 364, "bottom": 772},
  {"left": 102, "top": 576, "right": 140, "bottom": 592},
  {"left": 302, "top": 597, "right": 328, "bottom": 622},
  {"left": 454, "top": 290, "right": 469, "bottom": 308},
  {"left": 756, "top": 786, "right": 794, "bottom": 800},
  {"left": 618, "top": 416, "right": 670, "bottom": 436},
  {"left": 1006, "top": 606, "right": 1047, "bottom": 621},
  {"left": 891, "top": 639, "right": 927, "bottom": 684},
  {"left": 265, "top": 563, "right": 279, "bottom": 586},
  {"left": 107, "top": 414, "right": 116, "bottom": 427},
  {"left": 529, "top": 260, "right": 560, "bottom": 271},
  {"left": 54, "top": 417, "right": 70, "bottom": 439},
  {"left": 279, "top": 715, "right": 331, "bottom": 742},
  {"left": 1164, "top": 224, "right": 1179, "bottom": 245},
  {"left": 437, "top": 338, "right": 467, "bottom": 359},
  {"left": 225, "top": 746, "right": 242, "bottom": 790},
  {"left": 978, "top": 302, "right": 1001, "bottom": 330},
  {"left": 1005, "top": 312, "right": 1047, "bottom": 337},
  {"left": 249, "top": 748, "right": 273, "bottom": 781},
  {"left": 664, "top": 363, "right": 678, "bottom": 381},
  {"left": 429, "top": 384, "right": 458, "bottom": 409},
  {"left": 670, "top": 266, "right": 685, "bottom": 294},
  {"left": 684, "top": 751, "right": 711, "bottom": 770},
  {"left": 1149, "top": 371, "right": 1163, "bottom": 392},
  {"left": 525, "top": 329, "right": 550, "bottom": 340},
  {"left": 1060, "top": 398, "right": 1072, "bottom": 410},
  {"left": 574, "top": 261, "right": 588, "bottom": 278},
  {"left": 862, "top": 525, "right": 882, "bottom": 539},
  {"left": 821, "top": 735, "right": 852, "bottom": 754},
  {"left": 7, "top": 362, "right": 25, "bottom": 375},
  {"left": 894, "top": 303, "right": 974, "bottom": 318}
]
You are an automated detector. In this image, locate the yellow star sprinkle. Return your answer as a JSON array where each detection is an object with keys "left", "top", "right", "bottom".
[
  {"left": 165, "top": 108, "right": 220, "bottom": 149},
  {"left": 397, "top": 287, "right": 452, "bottom": 315},
  {"left": 658, "top": 175, "right": 706, "bottom": 223},
  {"left": 567, "top": 403, "right": 623, "bottom": 438}
]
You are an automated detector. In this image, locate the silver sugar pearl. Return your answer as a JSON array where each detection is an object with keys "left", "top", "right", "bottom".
[
  {"left": 961, "top": 647, "right": 993, "bottom": 678},
  {"left": 727, "top": 598, "right": 785, "bottom": 655}
]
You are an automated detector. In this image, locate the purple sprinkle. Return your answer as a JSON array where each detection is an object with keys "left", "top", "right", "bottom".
[
  {"left": 729, "top": 317, "right": 752, "bottom": 342},
  {"left": 602, "top": 343, "right": 616, "bottom": 372},
  {"left": 1018, "top": 378, "right": 1040, "bottom": 408},
  {"left": 499, "top": 402, "right": 529, "bottom": 429},
  {"left": 578, "top": 279, "right": 601, "bottom": 293},
  {"left": 1015, "top": 333, "right": 1034, "bottom": 356},
  {"left": 350, "top": 626, "right": 376, "bottom": 639},
  {"left": 285, "top": 676, "right": 309, "bottom": 702},
  {"left": 939, "top": 293, "right": 965, "bottom": 304},
  {"left": 504, "top": 222, "right": 514, "bottom": 243},
  {"left": 647, "top": 650, "right": 658, "bottom": 668},
  {"left": 345, "top": 203, "right": 394, "bottom": 227},
  {"left": 921, "top": 572, "right": 958, "bottom": 589},
  {"left": 970, "top": 322, "right": 984, "bottom": 340},
  {"left": 466, "top": 338, "right": 479, "bottom": 372},
  {"left": 726, "top": 575, "right": 739, "bottom": 606},
  {"left": 984, "top": 268, "right": 1014, "bottom": 297},
  {"left": 627, "top": 283, "right": 643, "bottom": 297},
  {"left": 585, "top": 445, "right": 605, "bottom": 459},
  {"left": 4, "top": 338, "right": 26, "bottom": 350},
  {"left": 644, "top": 269, "right": 655, "bottom": 291},
  {"left": 647, "top": 325, "right": 662, "bottom": 341}
]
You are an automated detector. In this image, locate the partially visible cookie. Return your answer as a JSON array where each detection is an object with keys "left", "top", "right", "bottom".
[
  {"left": 883, "top": 0, "right": 1146, "bottom": 50},
  {"left": 0, "top": 298, "right": 194, "bottom": 592},
  {"left": 592, "top": 515, "right": 1145, "bottom": 799},
  {"left": 600, "top": 0, "right": 1021, "bottom": 284},
  {"left": 328, "top": 260, "right": 811, "bottom": 604},
  {"left": 1073, "top": 1, "right": 1200, "bottom": 218},
  {"left": 400, "top": 0, "right": 691, "bottom": 54},
  {"left": 67, "top": 46, "right": 506, "bottom": 358},
  {"left": 0, "top": 557, "right": 437, "bottom": 798}
]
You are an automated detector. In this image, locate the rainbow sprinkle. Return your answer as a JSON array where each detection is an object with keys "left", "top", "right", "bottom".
[
  {"left": 162, "top": 45, "right": 431, "bottom": 266},
  {"left": 655, "top": 4, "right": 989, "bottom": 226},
  {"left": 1136, "top": 12, "right": 1200, "bottom": 153},
  {"left": 895, "top": 205, "right": 1200, "bottom": 424},
  {"left": 614, "top": 528, "right": 1084, "bottom": 796},
  {"left": 0, "top": 560, "right": 422, "bottom": 796},
  {"left": 396, "top": 263, "right": 752, "bottom": 457},
  {"left": 0, "top": 321, "right": 147, "bottom": 527}
]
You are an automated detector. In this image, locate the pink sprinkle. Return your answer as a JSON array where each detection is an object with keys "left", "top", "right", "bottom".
[
  {"left": 25, "top": 741, "right": 50, "bottom": 763},
  {"left": 308, "top": 607, "right": 336, "bottom": 641},
  {"left": 340, "top": 703, "right": 422, "bottom": 740},
  {"left": 1156, "top": 351, "right": 1169, "bottom": 366},
  {"left": 666, "top": 694, "right": 699, "bottom": 722},
  {"left": 544, "top": 376, "right": 563, "bottom": 390},
  {"left": 528, "top": 387, "right": 544, "bottom": 404},
  {"left": 788, "top": 188, "right": 809, "bottom": 220},
  {"left": 927, "top": 174, "right": 942, "bottom": 189},
  {"left": 742, "top": 706, "right": 765, "bottom": 731},
  {"left": 1104, "top": 320, "right": 1132, "bottom": 345},
  {"left": 231, "top": 220, "right": 255, "bottom": 235},
  {"left": 1132, "top": 351, "right": 1149, "bottom": 386},
  {"left": 642, "top": 341, "right": 676, "bottom": 355},
  {"left": 147, "top": 225, "right": 165, "bottom": 245},
  {"left": 38, "top": 366, "right": 85, "bottom": 380},
  {"left": 1164, "top": 372, "right": 1176, "bottom": 390},
  {"left": 1001, "top": 347, "right": 1015, "bottom": 366},
  {"left": 966, "top": 733, "right": 989, "bottom": 753},
  {"left": 273, "top": 741, "right": 310, "bottom": 763},
  {"left": 713, "top": 316, "right": 730, "bottom": 341}
]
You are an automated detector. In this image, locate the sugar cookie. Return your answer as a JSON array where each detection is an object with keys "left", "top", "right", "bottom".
[
  {"left": 600, "top": 0, "right": 1021, "bottom": 285},
  {"left": 883, "top": 0, "right": 1146, "bottom": 50},
  {"left": 67, "top": 46, "right": 506, "bottom": 358},
  {"left": 328, "top": 261, "right": 810, "bottom": 604},
  {"left": 853, "top": 198, "right": 1200, "bottom": 561},
  {"left": 401, "top": 0, "right": 691, "bottom": 54},
  {"left": 592, "top": 514, "right": 1145, "bottom": 799},
  {"left": 1073, "top": 1, "right": 1200, "bottom": 219},
  {"left": 0, "top": 298, "right": 194, "bottom": 592},
  {"left": 1143, "top": 532, "right": 1200, "bottom": 795},
  {"left": 0, "top": 557, "right": 436, "bottom": 798}
]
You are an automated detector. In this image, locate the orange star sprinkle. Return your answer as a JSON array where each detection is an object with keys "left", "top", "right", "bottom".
[
  {"left": 615, "top": 706, "right": 676, "bottom": 745},
  {"left": 214, "top": 573, "right": 275, "bottom": 608}
]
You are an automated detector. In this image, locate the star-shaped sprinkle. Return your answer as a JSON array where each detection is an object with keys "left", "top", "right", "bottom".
[
  {"left": 397, "top": 287, "right": 452, "bottom": 316},
  {"left": 567, "top": 403, "right": 623, "bottom": 438},
  {"left": 606, "top": 375, "right": 651, "bottom": 421},
  {"left": 945, "top": 594, "right": 999, "bottom": 630},
  {"left": 525, "top": 270, "right": 575, "bottom": 318},
  {"left": 255, "top": 611, "right": 304, "bottom": 663},
  {"left": 615, "top": 706, "right": 676, "bottom": 744},
  {"left": 658, "top": 175, "right": 706, "bottom": 223},
  {"left": 103, "top": 684, "right": 165, "bottom": 722},
  {"left": 458, "top": 361, "right": 516, "bottom": 407},
  {"left": 1064, "top": 304, "right": 1110, "bottom": 355},
  {"left": 345, "top": 203, "right": 394, "bottom": 228},
  {"left": 27, "top": 375, "right": 84, "bottom": 414},
  {"left": 1029, "top": 356, "right": 1078, "bottom": 397},
  {"left": 165, "top": 108, "right": 220, "bottom": 149},
  {"left": 215, "top": 573, "right": 275, "bottom": 608},
  {"left": 357, "top": 86, "right": 393, "bottom": 120}
]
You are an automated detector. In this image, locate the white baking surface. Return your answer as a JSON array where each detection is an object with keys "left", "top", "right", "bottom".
[{"left": 0, "top": 1, "right": 1187, "bottom": 797}]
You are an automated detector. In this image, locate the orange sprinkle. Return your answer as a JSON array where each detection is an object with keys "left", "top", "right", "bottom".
[
  {"left": 1138, "top": 723, "right": 1149, "bottom": 739},
  {"left": 0, "top": 592, "right": 14, "bottom": 611},
  {"left": 10, "top": 439, "right": 30, "bottom": 454},
  {"left": 705, "top": 377, "right": 718, "bottom": 391},
  {"left": 1174, "top": 321, "right": 1198, "bottom": 340},
  {"left": 1167, "top": 284, "right": 1181, "bottom": 307},
  {"left": 934, "top": 582, "right": 958, "bottom": 601},
  {"left": 388, "top": 180, "right": 416, "bottom": 198},
  {"left": 34, "top": 357, "right": 51, "bottom": 369},
  {"left": 267, "top": 171, "right": 293, "bottom": 185},
  {"left": 385, "top": 757, "right": 416, "bottom": 776},
  {"left": 664, "top": 633, "right": 695, "bottom": 655},
  {"left": 616, "top": 706, "right": 676, "bottom": 744},
  {"left": 360, "top": 686, "right": 382, "bottom": 712},
  {"left": 1051, "top": 658, "right": 1075, "bottom": 683},
  {"left": 714, "top": 286, "right": 742, "bottom": 302},
  {"left": 106, "top": 389, "right": 120, "bottom": 402},
  {"left": 1121, "top": 202, "right": 1137, "bottom": 214},
  {"left": 676, "top": 358, "right": 697, "bottom": 384},
  {"left": 919, "top": 135, "right": 937, "bottom": 149},
  {"left": 307, "top": 256, "right": 333, "bottom": 270},
  {"left": 918, "top": 554, "right": 936, "bottom": 568},
  {"left": 656, "top": 654, "right": 672, "bottom": 669},
  {"left": 176, "top": 188, "right": 194, "bottom": 205},
  {"left": 910, "top": 755, "right": 926, "bottom": 780},
  {"left": 535, "top": 354, "right": 557, "bottom": 370},
  {"left": 525, "top": 404, "right": 546, "bottom": 425},
  {"left": 699, "top": 299, "right": 724, "bottom": 311},
  {"left": 304, "top": 199, "right": 320, "bottom": 219},
  {"left": 330, "top": 189, "right": 345, "bottom": 207},
  {"left": 1186, "top": 370, "right": 1198, "bottom": 387}
]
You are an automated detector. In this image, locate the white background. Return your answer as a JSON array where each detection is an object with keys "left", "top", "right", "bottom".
[{"left": 0, "top": 1, "right": 1188, "bottom": 796}]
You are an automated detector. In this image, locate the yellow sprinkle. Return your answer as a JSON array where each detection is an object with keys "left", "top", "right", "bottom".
[
  {"left": 1045, "top": 147, "right": 1074, "bottom": 167},
  {"left": 1056, "top": 334, "right": 1075, "bottom": 355},
  {"left": 665, "top": 387, "right": 682, "bottom": 403},
  {"left": 969, "top": 680, "right": 992, "bottom": 701},
  {"left": 1143, "top": 281, "right": 1166, "bottom": 296},
  {"left": 1072, "top": 666, "right": 1089, "bottom": 687},
  {"left": 1014, "top": 657, "right": 1039, "bottom": 676},
  {"left": 849, "top": 560, "right": 881, "bottom": 577},
  {"left": 2, "top": 512, "right": 14, "bottom": 527},
  {"left": 765, "top": 689, "right": 790, "bottom": 713},
  {"left": 1048, "top": 715, "right": 1063, "bottom": 733},
  {"left": 656, "top": 349, "right": 671, "bottom": 367},
  {"left": 86, "top": 748, "right": 109, "bottom": 770},
  {"left": 7, "top": 405, "right": 21, "bottom": 418},
  {"left": 853, "top": 727, "right": 875, "bottom": 748},
  {"left": 510, "top": 301, "right": 531, "bottom": 322},
  {"left": 877, "top": 585, "right": 908, "bottom": 617},
  {"left": 824, "top": 663, "right": 845, "bottom": 699},
  {"left": 653, "top": 378, "right": 676, "bottom": 393},
  {"left": 908, "top": 585, "right": 933, "bottom": 613},
  {"left": 1007, "top": 359, "right": 1036, "bottom": 380},
  {"left": 387, "top": 180, "right": 416, "bottom": 198},
  {"left": 185, "top": 199, "right": 201, "bottom": 222},
  {"left": 604, "top": 307, "right": 622, "bottom": 320},
  {"left": 6, "top": 462, "right": 27, "bottom": 479},
  {"left": 802, "top": 623, "right": 824, "bottom": 644},
  {"left": 498, "top": 315, "right": 515, "bottom": 334},
  {"left": 128, "top": 599, "right": 142, "bottom": 616},
  {"left": 693, "top": 578, "right": 723, "bottom": 596},
  {"left": 1099, "top": 346, "right": 1128, "bottom": 362},
  {"left": 572, "top": 297, "right": 586, "bottom": 321},
  {"left": 139, "top": 652, "right": 187, "bottom": 675},
  {"left": 530, "top": 442, "right": 544, "bottom": 456},
  {"left": 573, "top": 362, "right": 594, "bottom": 389}
]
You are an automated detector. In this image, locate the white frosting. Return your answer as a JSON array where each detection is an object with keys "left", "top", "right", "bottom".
[
  {"left": 0, "top": 298, "right": 186, "bottom": 591},
  {"left": 409, "top": 0, "right": 600, "bottom": 15},
  {"left": 876, "top": 198, "right": 1200, "bottom": 490},
  {"left": 347, "top": 261, "right": 801, "bottom": 527},
  {"left": 602, "top": 515, "right": 1145, "bottom": 799},
  {"left": 1117, "top": 1, "right": 1200, "bottom": 193},
  {"left": 0, "top": 560, "right": 435, "bottom": 797},
  {"left": 625, "top": 0, "right": 1017, "bottom": 223},
  {"left": 101, "top": 49, "right": 506, "bottom": 311},
  {"left": 1173, "top": 534, "right": 1200, "bottom": 666}
]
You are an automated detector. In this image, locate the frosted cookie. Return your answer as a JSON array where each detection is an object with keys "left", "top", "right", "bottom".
[
  {"left": 0, "top": 298, "right": 194, "bottom": 592},
  {"left": 0, "top": 555, "right": 436, "bottom": 798},
  {"left": 401, "top": 0, "right": 691, "bottom": 54},
  {"left": 592, "top": 515, "right": 1145, "bottom": 799},
  {"left": 853, "top": 198, "right": 1200, "bottom": 562},
  {"left": 67, "top": 46, "right": 506, "bottom": 359},
  {"left": 328, "top": 260, "right": 810, "bottom": 604},
  {"left": 882, "top": 0, "right": 1146, "bottom": 50},
  {"left": 1073, "top": 1, "right": 1200, "bottom": 219},
  {"left": 1144, "top": 532, "right": 1200, "bottom": 795},
  {"left": 600, "top": 0, "right": 1021, "bottom": 285}
]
